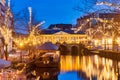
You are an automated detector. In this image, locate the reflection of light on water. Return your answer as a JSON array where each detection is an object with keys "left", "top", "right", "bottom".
[
  {"left": 118, "top": 62, "right": 120, "bottom": 68},
  {"left": 94, "top": 55, "right": 99, "bottom": 69},
  {"left": 60, "top": 56, "right": 80, "bottom": 72},
  {"left": 60, "top": 55, "right": 118, "bottom": 80},
  {"left": 102, "top": 58, "right": 105, "bottom": 65}
]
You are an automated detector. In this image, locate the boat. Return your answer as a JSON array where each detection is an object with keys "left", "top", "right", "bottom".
[
  {"left": 35, "top": 68, "right": 60, "bottom": 80},
  {"left": 35, "top": 52, "right": 60, "bottom": 68}
]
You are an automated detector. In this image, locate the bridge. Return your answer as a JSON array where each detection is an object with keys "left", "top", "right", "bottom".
[{"left": 58, "top": 43, "right": 87, "bottom": 55}]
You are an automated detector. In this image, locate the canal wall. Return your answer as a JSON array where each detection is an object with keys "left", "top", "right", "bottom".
[
  {"left": 93, "top": 50, "right": 120, "bottom": 61},
  {"left": 57, "top": 43, "right": 120, "bottom": 61}
]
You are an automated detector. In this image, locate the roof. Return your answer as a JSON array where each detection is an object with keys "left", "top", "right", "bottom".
[
  {"left": 41, "top": 29, "right": 84, "bottom": 34},
  {"left": 0, "top": 59, "right": 11, "bottom": 69},
  {"left": 48, "top": 24, "right": 72, "bottom": 30},
  {"left": 38, "top": 42, "right": 58, "bottom": 51}
]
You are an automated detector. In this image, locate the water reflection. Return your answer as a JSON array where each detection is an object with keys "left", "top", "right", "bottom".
[
  {"left": 60, "top": 56, "right": 80, "bottom": 72},
  {"left": 27, "top": 68, "right": 59, "bottom": 80},
  {"left": 60, "top": 55, "right": 119, "bottom": 80},
  {"left": 6, "top": 55, "right": 120, "bottom": 80}
]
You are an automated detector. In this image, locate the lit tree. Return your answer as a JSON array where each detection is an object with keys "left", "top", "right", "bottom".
[
  {"left": 0, "top": 26, "right": 12, "bottom": 60},
  {"left": 85, "top": 28, "right": 95, "bottom": 40},
  {"left": 13, "top": 20, "right": 45, "bottom": 61},
  {"left": 75, "top": 0, "right": 120, "bottom": 15},
  {"left": 91, "top": 18, "right": 120, "bottom": 50},
  {"left": 75, "top": 0, "right": 120, "bottom": 50},
  {"left": 103, "top": 21, "right": 120, "bottom": 50},
  {"left": 13, "top": 7, "right": 45, "bottom": 60},
  {"left": 0, "top": 0, "right": 13, "bottom": 60}
]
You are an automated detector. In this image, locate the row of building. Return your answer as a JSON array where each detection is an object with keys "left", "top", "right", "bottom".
[
  {"left": 13, "top": 12, "right": 120, "bottom": 52},
  {"left": 38, "top": 12, "right": 119, "bottom": 45},
  {"left": 0, "top": 0, "right": 119, "bottom": 51}
]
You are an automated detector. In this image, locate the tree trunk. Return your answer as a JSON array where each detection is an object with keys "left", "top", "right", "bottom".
[
  {"left": 112, "top": 32, "right": 115, "bottom": 51},
  {"left": 5, "top": 44, "right": 8, "bottom": 60},
  {"left": 104, "top": 39, "right": 106, "bottom": 50},
  {"left": 20, "top": 51, "right": 22, "bottom": 62}
]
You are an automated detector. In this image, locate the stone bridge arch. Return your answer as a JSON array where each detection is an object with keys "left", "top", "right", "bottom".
[
  {"left": 58, "top": 44, "right": 70, "bottom": 54},
  {"left": 58, "top": 43, "right": 86, "bottom": 55},
  {"left": 71, "top": 45, "right": 79, "bottom": 55}
]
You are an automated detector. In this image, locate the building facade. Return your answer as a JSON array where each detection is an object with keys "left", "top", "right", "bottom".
[
  {"left": 39, "top": 31, "right": 87, "bottom": 44},
  {"left": 76, "top": 12, "right": 119, "bottom": 31},
  {"left": 38, "top": 24, "right": 87, "bottom": 44},
  {"left": 76, "top": 12, "right": 120, "bottom": 50}
]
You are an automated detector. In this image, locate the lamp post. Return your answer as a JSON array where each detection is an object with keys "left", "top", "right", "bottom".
[{"left": 19, "top": 42, "right": 24, "bottom": 62}]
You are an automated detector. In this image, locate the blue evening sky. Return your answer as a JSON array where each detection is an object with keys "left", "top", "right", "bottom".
[{"left": 9, "top": 0, "right": 96, "bottom": 29}]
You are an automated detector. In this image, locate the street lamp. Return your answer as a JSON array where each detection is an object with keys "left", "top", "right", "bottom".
[{"left": 18, "top": 42, "right": 24, "bottom": 62}]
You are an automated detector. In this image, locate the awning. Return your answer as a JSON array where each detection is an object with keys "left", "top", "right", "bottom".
[
  {"left": 0, "top": 59, "right": 11, "bottom": 69},
  {"left": 38, "top": 42, "right": 58, "bottom": 51}
]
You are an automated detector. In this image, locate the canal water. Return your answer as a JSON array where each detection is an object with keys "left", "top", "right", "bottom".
[{"left": 28, "top": 54, "right": 120, "bottom": 80}]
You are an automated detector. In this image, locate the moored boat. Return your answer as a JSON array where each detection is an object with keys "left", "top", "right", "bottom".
[{"left": 35, "top": 52, "right": 60, "bottom": 68}]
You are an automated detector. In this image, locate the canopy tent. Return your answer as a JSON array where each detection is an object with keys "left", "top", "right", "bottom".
[
  {"left": 0, "top": 59, "right": 11, "bottom": 69},
  {"left": 38, "top": 42, "right": 58, "bottom": 51}
]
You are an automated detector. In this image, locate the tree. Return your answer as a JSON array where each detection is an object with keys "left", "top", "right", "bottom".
[
  {"left": 103, "top": 21, "right": 120, "bottom": 50},
  {"left": 10, "top": 3, "right": 43, "bottom": 33},
  {"left": 74, "top": 0, "right": 120, "bottom": 16}
]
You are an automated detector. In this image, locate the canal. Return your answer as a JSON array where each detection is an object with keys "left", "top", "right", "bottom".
[{"left": 28, "top": 54, "right": 120, "bottom": 80}]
